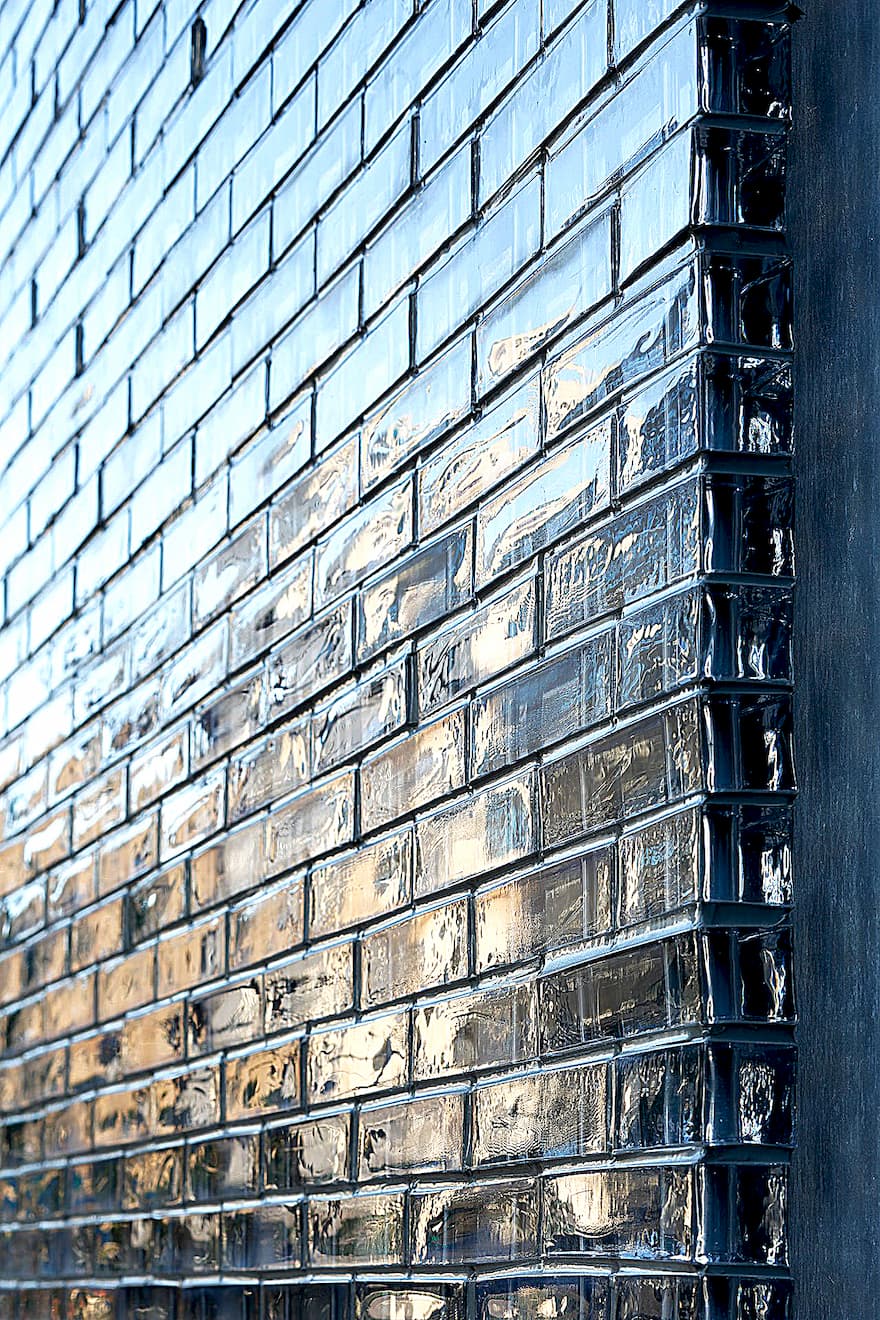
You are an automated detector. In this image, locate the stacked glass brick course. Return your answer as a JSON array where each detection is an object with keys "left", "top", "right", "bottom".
[{"left": 0, "top": 0, "right": 795, "bottom": 1316}]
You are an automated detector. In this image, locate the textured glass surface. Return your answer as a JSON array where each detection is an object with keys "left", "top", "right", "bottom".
[{"left": 0, "top": 0, "right": 793, "bottom": 1311}]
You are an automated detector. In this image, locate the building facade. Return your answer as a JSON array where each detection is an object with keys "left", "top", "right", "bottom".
[{"left": 0, "top": 0, "right": 803, "bottom": 1316}]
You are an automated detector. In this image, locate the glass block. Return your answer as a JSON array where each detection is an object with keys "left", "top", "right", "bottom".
[
  {"left": 613, "top": 1277, "right": 700, "bottom": 1320},
  {"left": 417, "top": 172, "right": 541, "bottom": 363},
  {"left": 190, "top": 819, "right": 266, "bottom": 911},
  {"left": 270, "top": 1284, "right": 349, "bottom": 1320},
  {"left": 614, "top": 0, "right": 680, "bottom": 59},
  {"left": 616, "top": 1046, "right": 703, "bottom": 1150},
  {"left": 544, "top": 255, "right": 700, "bottom": 442},
  {"left": 153, "top": 1068, "right": 220, "bottom": 1137},
  {"left": 128, "top": 864, "right": 187, "bottom": 944},
  {"left": 737, "top": 929, "right": 794, "bottom": 1022},
  {"left": 264, "top": 941, "right": 354, "bottom": 1033},
  {"left": 477, "top": 419, "right": 612, "bottom": 585},
  {"left": 46, "top": 853, "right": 95, "bottom": 922},
  {"left": 476, "top": 1277, "right": 608, "bottom": 1320},
  {"left": 93, "top": 1085, "right": 151, "bottom": 1150},
  {"left": 118, "top": 1286, "right": 177, "bottom": 1320},
  {"left": 69, "top": 1029, "right": 122, "bottom": 1093},
  {"left": 360, "top": 709, "right": 467, "bottom": 834},
  {"left": 708, "top": 1044, "right": 794, "bottom": 1147},
  {"left": 5, "top": 764, "right": 47, "bottom": 834},
  {"left": 480, "top": 0, "right": 607, "bottom": 198},
  {"left": 419, "top": 374, "right": 540, "bottom": 538},
  {"left": 733, "top": 1166, "right": 788, "bottom": 1265},
  {"left": 123, "top": 1145, "right": 183, "bottom": 1209},
  {"left": 307, "top": 1012, "right": 408, "bottom": 1102},
  {"left": 191, "top": 670, "right": 266, "bottom": 770},
  {"left": 0, "top": 879, "right": 44, "bottom": 946},
  {"left": 413, "top": 983, "right": 537, "bottom": 1080},
  {"left": 414, "top": 771, "right": 536, "bottom": 900},
  {"left": 188, "top": 1133, "right": 260, "bottom": 1202},
  {"left": 160, "top": 771, "right": 225, "bottom": 862},
  {"left": 193, "top": 521, "right": 265, "bottom": 627},
  {"left": 188, "top": 979, "right": 263, "bottom": 1058},
  {"left": 74, "top": 768, "right": 126, "bottom": 851},
  {"left": 366, "top": 0, "right": 470, "bottom": 138},
  {"left": 225, "top": 1039, "right": 302, "bottom": 1121},
  {"left": 618, "top": 806, "right": 702, "bottom": 927},
  {"left": 544, "top": 1166, "right": 696, "bottom": 1260},
  {"left": 268, "top": 262, "right": 359, "bottom": 416},
  {"left": 308, "top": 1192, "right": 405, "bottom": 1266},
  {"left": 619, "top": 130, "right": 695, "bottom": 285},
  {"left": 318, "top": 114, "right": 411, "bottom": 282},
  {"left": 475, "top": 846, "right": 613, "bottom": 971},
  {"left": 309, "top": 828, "right": 412, "bottom": 938},
  {"left": 228, "top": 394, "right": 310, "bottom": 530},
  {"left": 263, "top": 771, "right": 355, "bottom": 877},
  {"left": 222, "top": 1203, "right": 302, "bottom": 1270},
  {"left": 179, "top": 1283, "right": 258, "bottom": 1320},
  {"left": 361, "top": 335, "right": 472, "bottom": 490},
  {"left": 358, "top": 527, "right": 472, "bottom": 661},
  {"left": 477, "top": 207, "right": 613, "bottom": 393},
  {"left": 156, "top": 915, "right": 223, "bottom": 998},
  {"left": 17, "top": 1166, "right": 64, "bottom": 1222},
  {"left": 361, "top": 899, "right": 468, "bottom": 1007},
  {"left": 548, "top": 21, "right": 699, "bottom": 237},
  {"left": 160, "top": 621, "right": 227, "bottom": 725},
  {"left": 737, "top": 804, "right": 793, "bottom": 904},
  {"left": 101, "top": 683, "right": 160, "bottom": 767},
  {"left": 358, "top": 1284, "right": 464, "bottom": 1320},
  {"left": 617, "top": 589, "right": 701, "bottom": 710},
  {"left": 410, "top": 1180, "right": 538, "bottom": 1264},
  {"left": 269, "top": 435, "right": 359, "bottom": 570},
  {"left": 228, "top": 876, "right": 304, "bottom": 971},
  {"left": 704, "top": 252, "right": 793, "bottom": 352},
  {"left": 69, "top": 1285, "right": 115, "bottom": 1315},
  {"left": 264, "top": 1113, "right": 350, "bottom": 1189},
  {"left": 358, "top": 1091, "right": 464, "bottom": 1178},
  {"left": 617, "top": 356, "right": 700, "bottom": 494},
  {"left": 122, "top": 1003, "right": 186, "bottom": 1076},
  {"left": 98, "top": 945, "right": 154, "bottom": 1020},
  {"left": 315, "top": 295, "right": 410, "bottom": 452},
  {"left": 473, "top": 1063, "right": 607, "bottom": 1164},
  {"left": 472, "top": 631, "right": 613, "bottom": 776},
  {"left": 42, "top": 1108, "right": 89, "bottom": 1166},
  {"left": 364, "top": 142, "right": 472, "bottom": 318},
  {"left": 734, "top": 1281, "right": 792, "bottom": 1320},
  {"left": 4, "top": 997, "right": 45, "bottom": 1054},
  {"left": 541, "top": 701, "right": 704, "bottom": 850},
  {"left": 0, "top": 0, "right": 797, "bottom": 1304},
  {"left": 733, "top": 585, "right": 793, "bottom": 682},
  {"left": 541, "top": 945, "right": 666, "bottom": 1054},
  {"left": 129, "top": 727, "right": 189, "bottom": 812},
  {"left": 26, "top": 929, "right": 68, "bottom": 998},
  {"left": 71, "top": 897, "right": 123, "bottom": 972},
  {"left": 420, "top": 0, "right": 539, "bottom": 174},
  {"left": 264, "top": 600, "right": 354, "bottom": 723},
  {"left": 736, "top": 693, "right": 795, "bottom": 792},
  {"left": 175, "top": 1213, "right": 221, "bottom": 1273},
  {"left": 21, "top": 1045, "right": 66, "bottom": 1105},
  {"left": 229, "top": 556, "right": 313, "bottom": 670},
  {"left": 311, "top": 657, "right": 408, "bottom": 774},
  {"left": 314, "top": 478, "right": 412, "bottom": 610},
  {"left": 417, "top": 573, "right": 537, "bottom": 715}
]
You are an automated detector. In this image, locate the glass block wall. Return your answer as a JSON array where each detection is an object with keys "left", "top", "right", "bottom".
[{"left": 0, "top": 1, "right": 795, "bottom": 1317}]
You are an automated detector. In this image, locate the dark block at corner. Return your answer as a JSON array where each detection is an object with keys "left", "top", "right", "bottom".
[{"left": 0, "top": 0, "right": 797, "bottom": 1317}]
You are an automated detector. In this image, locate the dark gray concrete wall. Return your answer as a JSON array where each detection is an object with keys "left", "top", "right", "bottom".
[{"left": 792, "top": 3, "right": 880, "bottom": 1312}]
